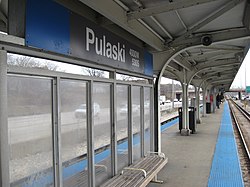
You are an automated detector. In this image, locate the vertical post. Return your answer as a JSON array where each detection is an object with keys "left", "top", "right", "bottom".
[
  {"left": 238, "top": 92, "right": 241, "bottom": 100},
  {"left": 192, "top": 86, "right": 197, "bottom": 122},
  {"left": 150, "top": 85, "right": 154, "bottom": 153},
  {"left": 196, "top": 87, "right": 201, "bottom": 124},
  {"left": 211, "top": 88, "right": 215, "bottom": 113},
  {"left": 52, "top": 77, "right": 62, "bottom": 187},
  {"left": 0, "top": 50, "right": 9, "bottom": 187},
  {"left": 202, "top": 88, "right": 206, "bottom": 117},
  {"left": 210, "top": 88, "right": 213, "bottom": 113},
  {"left": 140, "top": 87, "right": 144, "bottom": 157},
  {"left": 87, "top": 81, "right": 95, "bottom": 187},
  {"left": 182, "top": 83, "right": 188, "bottom": 129},
  {"left": 110, "top": 72, "right": 117, "bottom": 176},
  {"left": 172, "top": 80, "right": 175, "bottom": 110},
  {"left": 128, "top": 85, "right": 133, "bottom": 164},
  {"left": 181, "top": 69, "right": 189, "bottom": 135},
  {"left": 154, "top": 77, "right": 161, "bottom": 152}
]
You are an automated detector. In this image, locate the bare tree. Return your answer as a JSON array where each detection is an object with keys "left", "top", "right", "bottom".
[
  {"left": 85, "top": 68, "right": 105, "bottom": 77},
  {"left": 119, "top": 74, "right": 134, "bottom": 81},
  {"left": 7, "top": 54, "right": 58, "bottom": 71}
]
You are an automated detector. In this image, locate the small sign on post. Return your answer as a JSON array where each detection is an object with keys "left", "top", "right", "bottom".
[{"left": 246, "top": 86, "right": 250, "bottom": 93}]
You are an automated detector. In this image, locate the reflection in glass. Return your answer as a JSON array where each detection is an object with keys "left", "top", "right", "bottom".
[
  {"left": 60, "top": 80, "right": 88, "bottom": 187},
  {"left": 93, "top": 83, "right": 111, "bottom": 186},
  {"left": 132, "top": 86, "right": 141, "bottom": 162},
  {"left": 116, "top": 85, "right": 129, "bottom": 172},
  {"left": 116, "top": 73, "right": 149, "bottom": 84},
  {"left": 8, "top": 76, "right": 54, "bottom": 187},
  {"left": 144, "top": 88, "right": 151, "bottom": 155},
  {"left": 7, "top": 53, "right": 109, "bottom": 78}
]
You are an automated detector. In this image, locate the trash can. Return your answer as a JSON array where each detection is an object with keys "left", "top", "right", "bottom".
[
  {"left": 206, "top": 102, "right": 211, "bottom": 114},
  {"left": 178, "top": 107, "right": 182, "bottom": 132},
  {"left": 179, "top": 107, "right": 196, "bottom": 133},
  {"left": 189, "top": 107, "right": 196, "bottom": 134}
]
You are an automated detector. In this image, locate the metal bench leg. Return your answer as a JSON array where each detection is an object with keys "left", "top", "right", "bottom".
[{"left": 151, "top": 175, "right": 164, "bottom": 184}]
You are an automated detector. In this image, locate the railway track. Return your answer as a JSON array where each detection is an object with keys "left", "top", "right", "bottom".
[{"left": 228, "top": 99, "right": 250, "bottom": 186}]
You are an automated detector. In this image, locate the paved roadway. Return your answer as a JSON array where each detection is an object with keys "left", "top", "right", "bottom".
[
  {"left": 9, "top": 105, "right": 181, "bottom": 183},
  {"left": 8, "top": 102, "right": 182, "bottom": 144}
]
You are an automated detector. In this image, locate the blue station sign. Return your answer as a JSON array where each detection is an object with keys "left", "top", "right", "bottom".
[{"left": 25, "top": 0, "right": 153, "bottom": 76}]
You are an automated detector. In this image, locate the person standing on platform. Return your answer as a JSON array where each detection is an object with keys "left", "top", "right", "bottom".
[{"left": 216, "top": 93, "right": 220, "bottom": 109}]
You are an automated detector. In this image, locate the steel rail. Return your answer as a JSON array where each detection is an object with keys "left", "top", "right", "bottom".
[{"left": 229, "top": 99, "right": 250, "bottom": 161}]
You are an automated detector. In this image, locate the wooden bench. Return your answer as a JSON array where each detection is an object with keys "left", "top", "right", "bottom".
[
  {"left": 101, "top": 152, "right": 168, "bottom": 187},
  {"left": 64, "top": 164, "right": 109, "bottom": 187}
]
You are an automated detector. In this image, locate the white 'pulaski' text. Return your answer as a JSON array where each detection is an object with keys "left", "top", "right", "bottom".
[{"left": 86, "top": 27, "right": 125, "bottom": 62}]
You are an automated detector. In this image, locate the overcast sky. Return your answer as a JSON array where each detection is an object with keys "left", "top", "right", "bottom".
[{"left": 230, "top": 49, "right": 250, "bottom": 89}]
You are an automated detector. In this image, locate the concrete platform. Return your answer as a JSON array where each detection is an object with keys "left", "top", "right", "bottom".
[{"left": 148, "top": 104, "right": 224, "bottom": 187}]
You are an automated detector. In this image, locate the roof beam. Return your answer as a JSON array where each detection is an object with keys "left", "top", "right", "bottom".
[
  {"left": 214, "top": 82, "right": 232, "bottom": 91},
  {"left": 199, "top": 45, "right": 244, "bottom": 51},
  {"left": 172, "top": 55, "right": 192, "bottom": 71},
  {"left": 0, "top": 10, "right": 7, "bottom": 24},
  {"left": 199, "top": 70, "right": 236, "bottom": 79},
  {"left": 127, "top": 0, "right": 221, "bottom": 20},
  {"left": 170, "top": 28, "right": 250, "bottom": 47},
  {"left": 171, "top": 0, "right": 244, "bottom": 45},
  {"left": 79, "top": 0, "right": 165, "bottom": 51},
  {"left": 167, "top": 61, "right": 182, "bottom": 71},
  {"left": 196, "top": 58, "right": 240, "bottom": 69},
  {"left": 137, "top": 19, "right": 165, "bottom": 42},
  {"left": 184, "top": 50, "right": 240, "bottom": 61},
  {"left": 175, "top": 10, "right": 188, "bottom": 31},
  {"left": 243, "top": 0, "right": 250, "bottom": 30},
  {"left": 210, "top": 78, "right": 232, "bottom": 84},
  {"left": 150, "top": 16, "right": 173, "bottom": 40}
]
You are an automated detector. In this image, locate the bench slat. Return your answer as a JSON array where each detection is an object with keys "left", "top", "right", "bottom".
[{"left": 101, "top": 154, "right": 168, "bottom": 187}]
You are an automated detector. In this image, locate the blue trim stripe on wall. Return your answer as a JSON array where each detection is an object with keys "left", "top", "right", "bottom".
[{"left": 208, "top": 102, "right": 244, "bottom": 187}]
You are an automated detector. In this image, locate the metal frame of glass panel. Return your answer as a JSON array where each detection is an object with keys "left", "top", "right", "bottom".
[
  {"left": 0, "top": 50, "right": 9, "bottom": 187},
  {"left": 52, "top": 77, "right": 62, "bottom": 186},
  {"left": 0, "top": 45, "right": 154, "bottom": 187},
  {"left": 140, "top": 87, "right": 145, "bottom": 158}
]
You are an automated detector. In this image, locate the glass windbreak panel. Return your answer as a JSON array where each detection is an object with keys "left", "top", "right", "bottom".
[
  {"left": 116, "top": 73, "right": 149, "bottom": 84},
  {"left": 60, "top": 80, "right": 88, "bottom": 187},
  {"left": 8, "top": 76, "right": 54, "bottom": 186},
  {"left": 144, "top": 87, "right": 151, "bottom": 155},
  {"left": 7, "top": 53, "right": 109, "bottom": 78},
  {"left": 132, "top": 86, "right": 141, "bottom": 162},
  {"left": 117, "top": 85, "right": 129, "bottom": 172},
  {"left": 93, "top": 83, "right": 111, "bottom": 186}
]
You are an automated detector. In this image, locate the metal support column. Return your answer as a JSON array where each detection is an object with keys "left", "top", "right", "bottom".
[
  {"left": 202, "top": 88, "right": 206, "bottom": 117},
  {"left": 211, "top": 88, "right": 216, "bottom": 113},
  {"left": 193, "top": 86, "right": 197, "bottom": 122},
  {"left": 128, "top": 85, "right": 133, "bottom": 164},
  {"left": 181, "top": 69, "right": 189, "bottom": 135},
  {"left": 150, "top": 85, "right": 154, "bottom": 153},
  {"left": 154, "top": 76, "right": 161, "bottom": 152},
  {"left": 238, "top": 92, "right": 241, "bottom": 100},
  {"left": 110, "top": 82, "right": 117, "bottom": 175},
  {"left": 52, "top": 77, "right": 62, "bottom": 187},
  {"left": 87, "top": 81, "right": 95, "bottom": 187},
  {"left": 110, "top": 72, "right": 117, "bottom": 176},
  {"left": 172, "top": 79, "right": 175, "bottom": 110},
  {"left": 140, "top": 87, "right": 145, "bottom": 158},
  {"left": 196, "top": 87, "right": 201, "bottom": 124},
  {"left": 193, "top": 86, "right": 197, "bottom": 107},
  {"left": 0, "top": 50, "right": 9, "bottom": 187}
]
